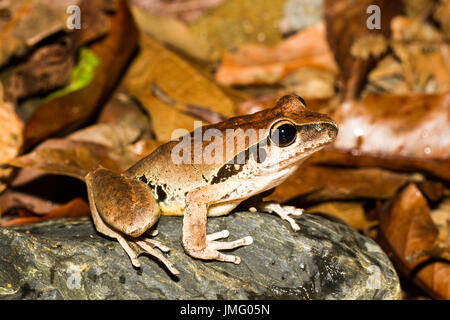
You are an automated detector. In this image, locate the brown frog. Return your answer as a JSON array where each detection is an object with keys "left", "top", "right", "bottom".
[{"left": 85, "top": 95, "right": 338, "bottom": 275}]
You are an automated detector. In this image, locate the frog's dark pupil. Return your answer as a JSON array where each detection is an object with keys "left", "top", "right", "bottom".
[{"left": 272, "top": 123, "right": 297, "bottom": 147}]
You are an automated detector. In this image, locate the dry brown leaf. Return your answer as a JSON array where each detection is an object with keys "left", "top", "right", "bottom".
[
  {"left": 1, "top": 197, "right": 90, "bottom": 227},
  {"left": 3, "top": 41, "right": 74, "bottom": 103},
  {"left": 391, "top": 42, "right": 450, "bottom": 93},
  {"left": 324, "top": 0, "right": 403, "bottom": 100},
  {"left": 0, "top": 0, "right": 77, "bottom": 66},
  {"left": 266, "top": 164, "right": 422, "bottom": 205},
  {"left": 430, "top": 198, "right": 450, "bottom": 260},
  {"left": 68, "top": 124, "right": 141, "bottom": 150},
  {"left": 306, "top": 201, "right": 377, "bottom": 231},
  {"left": 9, "top": 139, "right": 121, "bottom": 180},
  {"left": 311, "top": 149, "right": 450, "bottom": 183},
  {"left": 0, "top": 84, "right": 23, "bottom": 192},
  {"left": 130, "top": 5, "right": 212, "bottom": 61},
  {"left": 377, "top": 183, "right": 450, "bottom": 299},
  {"left": 97, "top": 90, "right": 151, "bottom": 133},
  {"left": 123, "top": 33, "right": 235, "bottom": 141},
  {"left": 332, "top": 92, "right": 450, "bottom": 160},
  {"left": 0, "top": 190, "right": 59, "bottom": 216},
  {"left": 214, "top": 21, "right": 338, "bottom": 86},
  {"left": 23, "top": 0, "right": 138, "bottom": 148},
  {"left": 415, "top": 262, "right": 450, "bottom": 300},
  {"left": 378, "top": 183, "right": 438, "bottom": 269}
]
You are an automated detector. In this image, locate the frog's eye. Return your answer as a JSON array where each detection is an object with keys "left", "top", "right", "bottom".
[{"left": 270, "top": 120, "right": 297, "bottom": 147}]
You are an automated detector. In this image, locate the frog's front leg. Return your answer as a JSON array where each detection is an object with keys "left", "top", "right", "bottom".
[
  {"left": 181, "top": 184, "right": 253, "bottom": 264},
  {"left": 250, "top": 202, "right": 303, "bottom": 231},
  {"left": 85, "top": 167, "right": 179, "bottom": 275}
]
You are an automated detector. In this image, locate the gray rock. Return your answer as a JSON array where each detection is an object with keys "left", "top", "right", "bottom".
[{"left": 0, "top": 211, "right": 401, "bottom": 299}]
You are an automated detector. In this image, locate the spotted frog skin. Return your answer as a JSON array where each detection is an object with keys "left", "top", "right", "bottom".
[{"left": 85, "top": 95, "right": 338, "bottom": 275}]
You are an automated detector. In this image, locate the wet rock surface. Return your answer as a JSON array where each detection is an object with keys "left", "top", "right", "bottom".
[{"left": 0, "top": 211, "right": 401, "bottom": 299}]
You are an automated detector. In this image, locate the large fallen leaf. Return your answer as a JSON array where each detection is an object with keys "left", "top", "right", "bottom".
[
  {"left": 0, "top": 190, "right": 60, "bottom": 215},
  {"left": 415, "top": 262, "right": 450, "bottom": 300},
  {"left": 430, "top": 198, "right": 450, "bottom": 260},
  {"left": 378, "top": 183, "right": 439, "bottom": 268},
  {"left": 1, "top": 197, "right": 90, "bottom": 227},
  {"left": 123, "top": 33, "right": 235, "bottom": 141},
  {"left": 23, "top": 0, "right": 138, "bottom": 148},
  {"left": 331, "top": 92, "right": 450, "bottom": 160},
  {"left": 96, "top": 89, "right": 152, "bottom": 133},
  {"left": 0, "top": 84, "right": 23, "bottom": 192},
  {"left": 310, "top": 149, "right": 450, "bottom": 182},
  {"left": 214, "top": 21, "right": 338, "bottom": 86},
  {"left": 10, "top": 120, "right": 158, "bottom": 183},
  {"left": 2, "top": 41, "right": 74, "bottom": 103},
  {"left": 265, "top": 164, "right": 422, "bottom": 204},
  {"left": 306, "top": 201, "right": 377, "bottom": 231},
  {"left": 9, "top": 139, "right": 122, "bottom": 180},
  {"left": 0, "top": 0, "right": 77, "bottom": 66},
  {"left": 324, "top": 0, "right": 403, "bottom": 100},
  {"left": 377, "top": 183, "right": 450, "bottom": 299}
]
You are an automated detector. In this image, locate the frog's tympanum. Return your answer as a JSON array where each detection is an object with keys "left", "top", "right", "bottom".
[{"left": 85, "top": 95, "right": 338, "bottom": 275}]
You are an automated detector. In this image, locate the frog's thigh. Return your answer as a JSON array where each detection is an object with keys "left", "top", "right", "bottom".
[{"left": 85, "top": 168, "right": 160, "bottom": 238}]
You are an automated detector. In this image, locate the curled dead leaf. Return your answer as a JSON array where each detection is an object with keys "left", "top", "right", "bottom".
[
  {"left": 377, "top": 183, "right": 450, "bottom": 299},
  {"left": 214, "top": 22, "right": 338, "bottom": 86}
]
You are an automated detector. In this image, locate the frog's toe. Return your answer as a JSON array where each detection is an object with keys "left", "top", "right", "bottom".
[
  {"left": 116, "top": 234, "right": 179, "bottom": 275},
  {"left": 117, "top": 236, "right": 142, "bottom": 268},
  {"left": 135, "top": 239, "right": 180, "bottom": 275},
  {"left": 139, "top": 237, "right": 170, "bottom": 252},
  {"left": 207, "top": 234, "right": 253, "bottom": 264},
  {"left": 206, "top": 230, "right": 230, "bottom": 241},
  {"left": 146, "top": 229, "right": 159, "bottom": 237},
  {"left": 208, "top": 235, "right": 253, "bottom": 250},
  {"left": 257, "top": 202, "right": 303, "bottom": 231}
]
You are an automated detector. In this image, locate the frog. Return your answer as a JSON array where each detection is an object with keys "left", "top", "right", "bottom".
[{"left": 85, "top": 95, "right": 338, "bottom": 275}]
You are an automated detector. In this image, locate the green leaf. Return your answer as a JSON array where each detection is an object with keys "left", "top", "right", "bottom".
[{"left": 44, "top": 48, "right": 99, "bottom": 102}]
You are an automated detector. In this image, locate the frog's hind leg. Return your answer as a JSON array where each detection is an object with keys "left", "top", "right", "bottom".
[{"left": 85, "top": 167, "right": 179, "bottom": 275}]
